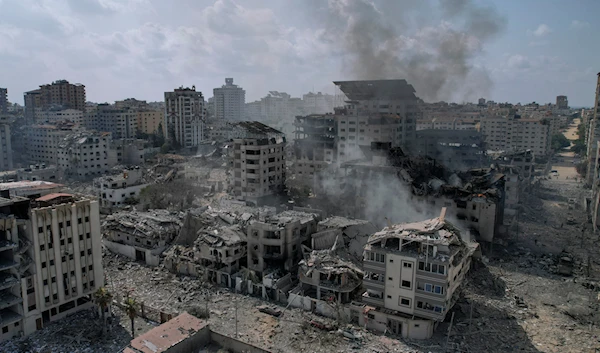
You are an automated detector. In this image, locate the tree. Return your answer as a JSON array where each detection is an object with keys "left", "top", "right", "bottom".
[
  {"left": 551, "top": 133, "right": 570, "bottom": 152},
  {"left": 123, "top": 296, "right": 138, "bottom": 337},
  {"left": 94, "top": 287, "right": 113, "bottom": 335}
]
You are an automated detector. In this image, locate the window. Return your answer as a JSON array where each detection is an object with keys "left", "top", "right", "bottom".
[
  {"left": 51, "top": 277, "right": 56, "bottom": 283},
  {"left": 388, "top": 277, "right": 393, "bottom": 281},
  {"left": 49, "top": 260, "right": 54, "bottom": 266},
  {"left": 43, "top": 279, "right": 48, "bottom": 285},
  {"left": 40, "top": 244, "right": 45, "bottom": 251},
  {"left": 401, "top": 280, "right": 411, "bottom": 289},
  {"left": 399, "top": 297, "right": 411, "bottom": 307},
  {"left": 368, "top": 313, "right": 375, "bottom": 319},
  {"left": 2, "top": 326, "right": 7, "bottom": 334},
  {"left": 387, "top": 295, "right": 392, "bottom": 299},
  {"left": 403, "top": 262, "right": 412, "bottom": 268}
]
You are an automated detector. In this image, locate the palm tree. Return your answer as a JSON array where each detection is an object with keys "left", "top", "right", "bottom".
[
  {"left": 94, "top": 287, "right": 113, "bottom": 335},
  {"left": 124, "top": 296, "right": 138, "bottom": 337}
]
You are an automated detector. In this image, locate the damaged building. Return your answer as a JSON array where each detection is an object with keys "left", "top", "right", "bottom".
[
  {"left": 231, "top": 121, "right": 286, "bottom": 206},
  {"left": 97, "top": 166, "right": 150, "bottom": 211},
  {"left": 359, "top": 209, "right": 479, "bottom": 339},
  {"left": 103, "top": 210, "right": 182, "bottom": 266},
  {"left": 412, "top": 129, "right": 487, "bottom": 171},
  {"left": 312, "top": 217, "right": 378, "bottom": 262},
  {"left": 246, "top": 211, "right": 320, "bottom": 278},
  {"left": 193, "top": 225, "right": 246, "bottom": 287},
  {"left": 318, "top": 142, "right": 505, "bottom": 244}
]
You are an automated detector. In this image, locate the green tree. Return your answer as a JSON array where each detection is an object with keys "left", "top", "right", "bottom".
[
  {"left": 551, "top": 133, "right": 570, "bottom": 152},
  {"left": 94, "top": 287, "right": 113, "bottom": 335},
  {"left": 124, "top": 296, "right": 138, "bottom": 337}
]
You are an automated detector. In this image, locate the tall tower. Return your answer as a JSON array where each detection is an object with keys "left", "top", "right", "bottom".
[
  {"left": 213, "top": 78, "right": 246, "bottom": 121},
  {"left": 164, "top": 86, "right": 205, "bottom": 148}
]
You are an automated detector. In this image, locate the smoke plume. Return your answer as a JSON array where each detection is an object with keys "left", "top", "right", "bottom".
[{"left": 320, "top": 0, "right": 506, "bottom": 102}]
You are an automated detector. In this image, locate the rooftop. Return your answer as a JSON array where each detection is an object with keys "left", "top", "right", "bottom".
[
  {"left": 234, "top": 121, "right": 283, "bottom": 136},
  {"left": 104, "top": 210, "right": 182, "bottom": 239},
  {"left": 0, "top": 180, "right": 63, "bottom": 193},
  {"left": 35, "top": 193, "right": 73, "bottom": 202},
  {"left": 260, "top": 210, "right": 320, "bottom": 227},
  {"left": 124, "top": 312, "right": 207, "bottom": 353},
  {"left": 367, "top": 213, "right": 462, "bottom": 247},
  {"left": 195, "top": 225, "right": 246, "bottom": 248},
  {"left": 333, "top": 80, "right": 417, "bottom": 100}
]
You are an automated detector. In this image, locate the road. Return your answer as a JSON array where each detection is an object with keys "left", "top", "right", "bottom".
[{"left": 550, "top": 118, "right": 581, "bottom": 182}]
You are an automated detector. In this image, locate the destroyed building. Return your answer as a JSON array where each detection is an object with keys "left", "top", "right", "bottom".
[
  {"left": 297, "top": 247, "right": 363, "bottom": 304},
  {"left": 412, "top": 129, "right": 487, "bottom": 171},
  {"left": 57, "top": 131, "right": 112, "bottom": 179},
  {"left": 317, "top": 142, "right": 505, "bottom": 244},
  {"left": 193, "top": 226, "right": 246, "bottom": 287},
  {"left": 360, "top": 209, "right": 479, "bottom": 339},
  {"left": 293, "top": 79, "right": 422, "bottom": 182},
  {"left": 246, "top": 211, "right": 320, "bottom": 277},
  {"left": 97, "top": 167, "right": 150, "bottom": 210},
  {"left": 231, "top": 121, "right": 286, "bottom": 206},
  {"left": 312, "top": 217, "right": 378, "bottom": 262},
  {"left": 103, "top": 209, "right": 182, "bottom": 266}
]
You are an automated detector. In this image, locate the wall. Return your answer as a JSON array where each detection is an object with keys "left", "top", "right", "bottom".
[
  {"left": 103, "top": 240, "right": 161, "bottom": 266},
  {"left": 210, "top": 331, "right": 273, "bottom": 353},
  {"left": 166, "top": 325, "right": 211, "bottom": 353}
]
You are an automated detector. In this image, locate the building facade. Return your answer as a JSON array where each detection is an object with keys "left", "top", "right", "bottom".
[
  {"left": 95, "top": 104, "right": 137, "bottom": 139},
  {"left": 231, "top": 122, "right": 286, "bottom": 205},
  {"left": 57, "top": 132, "right": 112, "bottom": 179},
  {"left": 479, "top": 115, "right": 551, "bottom": 157},
  {"left": 0, "top": 88, "right": 7, "bottom": 114},
  {"left": 213, "top": 78, "right": 245, "bottom": 121},
  {"left": 137, "top": 110, "right": 163, "bottom": 135},
  {"left": 24, "top": 80, "right": 85, "bottom": 124},
  {"left": 164, "top": 87, "right": 206, "bottom": 148},
  {"left": 27, "top": 123, "right": 78, "bottom": 165},
  {"left": 0, "top": 124, "right": 12, "bottom": 171},
  {"left": 556, "top": 95, "right": 568, "bottom": 110}
]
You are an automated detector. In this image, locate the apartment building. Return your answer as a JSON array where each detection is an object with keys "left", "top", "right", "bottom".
[
  {"left": 0, "top": 125, "right": 12, "bottom": 171},
  {"left": 27, "top": 123, "right": 78, "bottom": 165},
  {"left": 95, "top": 104, "right": 137, "bottom": 139},
  {"left": 213, "top": 78, "right": 245, "bottom": 121},
  {"left": 98, "top": 167, "right": 149, "bottom": 209},
  {"left": 231, "top": 121, "right": 286, "bottom": 205},
  {"left": 57, "top": 132, "right": 112, "bottom": 179},
  {"left": 479, "top": 115, "right": 551, "bottom": 157},
  {"left": 195, "top": 226, "right": 247, "bottom": 286},
  {"left": 108, "top": 138, "right": 146, "bottom": 166},
  {"left": 360, "top": 210, "right": 478, "bottom": 338},
  {"left": 0, "top": 191, "right": 103, "bottom": 341},
  {"left": 25, "top": 80, "right": 85, "bottom": 124},
  {"left": 556, "top": 95, "right": 568, "bottom": 110},
  {"left": 39, "top": 109, "right": 83, "bottom": 125},
  {"left": 164, "top": 86, "right": 206, "bottom": 148},
  {"left": 303, "top": 92, "right": 335, "bottom": 115},
  {"left": 293, "top": 114, "right": 336, "bottom": 182},
  {"left": 246, "top": 211, "right": 320, "bottom": 277},
  {"left": 0, "top": 88, "right": 7, "bottom": 114},
  {"left": 115, "top": 98, "right": 147, "bottom": 110},
  {"left": 137, "top": 110, "right": 163, "bottom": 135}
]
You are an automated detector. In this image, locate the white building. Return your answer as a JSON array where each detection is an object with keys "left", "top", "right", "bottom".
[
  {"left": 0, "top": 124, "right": 12, "bottom": 171},
  {"left": 361, "top": 210, "right": 478, "bottom": 339},
  {"left": 27, "top": 123, "right": 78, "bottom": 165},
  {"left": 98, "top": 167, "right": 149, "bottom": 209},
  {"left": 303, "top": 92, "right": 334, "bottom": 115},
  {"left": 57, "top": 132, "right": 112, "bottom": 179},
  {"left": 231, "top": 122, "right": 286, "bottom": 205},
  {"left": 213, "top": 78, "right": 245, "bottom": 121},
  {"left": 164, "top": 86, "right": 206, "bottom": 148},
  {"left": 39, "top": 109, "right": 83, "bottom": 125}
]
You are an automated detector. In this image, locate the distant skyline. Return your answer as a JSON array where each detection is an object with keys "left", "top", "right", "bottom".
[{"left": 0, "top": 0, "right": 598, "bottom": 107}]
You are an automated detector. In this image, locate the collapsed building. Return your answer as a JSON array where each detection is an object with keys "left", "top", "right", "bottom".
[
  {"left": 312, "top": 217, "right": 378, "bottom": 261},
  {"left": 412, "top": 129, "right": 487, "bottom": 171},
  {"left": 492, "top": 150, "right": 535, "bottom": 224},
  {"left": 103, "top": 210, "right": 182, "bottom": 266},
  {"left": 357, "top": 209, "right": 479, "bottom": 339},
  {"left": 315, "top": 142, "right": 505, "bottom": 244}
]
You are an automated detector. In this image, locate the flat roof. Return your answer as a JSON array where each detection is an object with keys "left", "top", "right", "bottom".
[
  {"left": 36, "top": 193, "right": 73, "bottom": 202},
  {"left": 125, "top": 312, "right": 207, "bottom": 353},
  {"left": 0, "top": 180, "right": 62, "bottom": 191},
  {"left": 333, "top": 80, "right": 417, "bottom": 100}
]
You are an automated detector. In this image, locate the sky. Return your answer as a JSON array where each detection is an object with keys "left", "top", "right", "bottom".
[{"left": 0, "top": 0, "right": 597, "bottom": 107}]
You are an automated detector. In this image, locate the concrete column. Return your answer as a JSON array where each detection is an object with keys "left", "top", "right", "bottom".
[
  {"left": 51, "top": 208, "right": 65, "bottom": 304},
  {"left": 89, "top": 201, "right": 104, "bottom": 288},
  {"left": 71, "top": 205, "right": 83, "bottom": 295}
]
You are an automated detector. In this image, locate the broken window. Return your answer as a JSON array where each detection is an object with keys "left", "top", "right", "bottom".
[{"left": 401, "top": 280, "right": 411, "bottom": 289}]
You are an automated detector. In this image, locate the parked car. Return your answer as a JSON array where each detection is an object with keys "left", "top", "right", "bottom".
[{"left": 257, "top": 305, "right": 282, "bottom": 317}]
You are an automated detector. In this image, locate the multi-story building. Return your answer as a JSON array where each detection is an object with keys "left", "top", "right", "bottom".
[
  {"left": 39, "top": 109, "right": 83, "bottom": 125},
  {"left": 27, "top": 123, "right": 78, "bottom": 165},
  {"left": 95, "top": 104, "right": 137, "bottom": 139},
  {"left": 556, "top": 95, "right": 569, "bottom": 110},
  {"left": 360, "top": 210, "right": 478, "bottom": 338},
  {"left": 194, "top": 225, "right": 247, "bottom": 286},
  {"left": 246, "top": 211, "right": 320, "bottom": 277},
  {"left": 98, "top": 167, "right": 149, "bottom": 209},
  {"left": 303, "top": 92, "right": 335, "bottom": 115},
  {"left": 25, "top": 80, "right": 85, "bottom": 124},
  {"left": 115, "top": 98, "right": 147, "bottom": 110},
  {"left": 57, "top": 132, "right": 112, "bottom": 179},
  {"left": 479, "top": 115, "right": 551, "bottom": 157},
  {"left": 293, "top": 115, "right": 337, "bottom": 182},
  {"left": 231, "top": 121, "right": 286, "bottom": 205},
  {"left": 136, "top": 110, "right": 163, "bottom": 135},
  {"left": 213, "top": 78, "right": 245, "bottom": 121},
  {"left": 108, "top": 138, "right": 146, "bottom": 166},
  {"left": 164, "top": 86, "right": 205, "bottom": 148},
  {"left": 0, "top": 88, "right": 7, "bottom": 114},
  {"left": 0, "top": 124, "right": 12, "bottom": 171},
  {"left": 0, "top": 191, "right": 103, "bottom": 341},
  {"left": 412, "top": 130, "right": 487, "bottom": 170}
]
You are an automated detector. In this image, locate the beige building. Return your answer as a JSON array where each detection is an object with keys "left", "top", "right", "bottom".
[
  {"left": 25, "top": 80, "right": 85, "bottom": 124},
  {"left": 0, "top": 192, "right": 103, "bottom": 342},
  {"left": 479, "top": 115, "right": 551, "bottom": 157},
  {"left": 0, "top": 124, "right": 12, "bottom": 171},
  {"left": 95, "top": 104, "right": 137, "bottom": 139},
  {"left": 137, "top": 110, "right": 163, "bottom": 134},
  {"left": 231, "top": 122, "right": 286, "bottom": 205},
  {"left": 361, "top": 211, "right": 478, "bottom": 338}
]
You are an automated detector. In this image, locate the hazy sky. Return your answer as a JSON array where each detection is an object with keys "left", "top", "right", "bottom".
[{"left": 0, "top": 0, "right": 597, "bottom": 106}]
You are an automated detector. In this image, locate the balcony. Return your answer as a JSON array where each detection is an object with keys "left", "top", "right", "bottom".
[
  {"left": 0, "top": 259, "right": 18, "bottom": 272},
  {"left": 0, "top": 309, "right": 22, "bottom": 327},
  {"left": 0, "top": 291, "right": 22, "bottom": 310},
  {"left": 0, "top": 274, "right": 18, "bottom": 291},
  {"left": 362, "top": 292, "right": 384, "bottom": 307},
  {"left": 0, "top": 240, "right": 17, "bottom": 252}
]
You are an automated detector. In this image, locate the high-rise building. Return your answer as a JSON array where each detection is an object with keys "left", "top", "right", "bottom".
[
  {"left": 164, "top": 86, "right": 205, "bottom": 148},
  {"left": 479, "top": 115, "right": 551, "bottom": 157},
  {"left": 27, "top": 122, "right": 78, "bottom": 164},
  {"left": 231, "top": 121, "right": 286, "bottom": 205},
  {"left": 303, "top": 92, "right": 335, "bottom": 115},
  {"left": 24, "top": 80, "right": 86, "bottom": 124},
  {"left": 0, "top": 124, "right": 13, "bottom": 171},
  {"left": 95, "top": 104, "right": 137, "bottom": 139},
  {"left": 556, "top": 95, "right": 569, "bottom": 109},
  {"left": 136, "top": 110, "right": 163, "bottom": 135},
  {"left": 57, "top": 131, "right": 112, "bottom": 179},
  {"left": 0, "top": 190, "right": 103, "bottom": 341},
  {"left": 213, "top": 78, "right": 245, "bottom": 121},
  {"left": 0, "top": 88, "right": 7, "bottom": 114}
]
